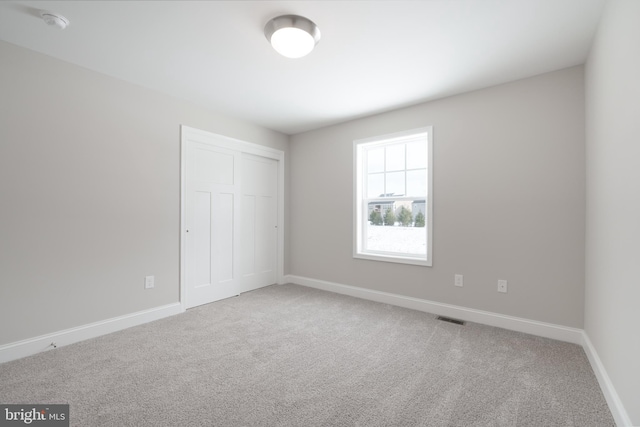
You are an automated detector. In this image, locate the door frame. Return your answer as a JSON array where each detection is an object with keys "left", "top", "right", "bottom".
[{"left": 180, "top": 125, "right": 285, "bottom": 310}]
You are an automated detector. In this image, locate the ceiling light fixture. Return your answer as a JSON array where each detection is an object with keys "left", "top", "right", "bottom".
[
  {"left": 41, "top": 11, "right": 70, "bottom": 30},
  {"left": 264, "top": 15, "right": 320, "bottom": 59}
]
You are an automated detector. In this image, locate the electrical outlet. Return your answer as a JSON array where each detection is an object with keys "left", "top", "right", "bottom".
[
  {"left": 454, "top": 274, "right": 464, "bottom": 287},
  {"left": 145, "top": 275, "right": 155, "bottom": 289},
  {"left": 497, "top": 279, "right": 508, "bottom": 293}
]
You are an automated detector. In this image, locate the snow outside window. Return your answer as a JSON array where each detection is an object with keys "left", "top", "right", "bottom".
[{"left": 353, "top": 127, "right": 433, "bottom": 266}]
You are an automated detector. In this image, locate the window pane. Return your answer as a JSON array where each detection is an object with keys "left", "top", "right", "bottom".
[
  {"left": 385, "top": 144, "right": 405, "bottom": 171},
  {"left": 406, "top": 169, "right": 426, "bottom": 197},
  {"left": 367, "top": 173, "right": 384, "bottom": 198},
  {"left": 406, "top": 140, "right": 427, "bottom": 169},
  {"left": 368, "top": 147, "right": 384, "bottom": 173},
  {"left": 386, "top": 171, "right": 405, "bottom": 195}
]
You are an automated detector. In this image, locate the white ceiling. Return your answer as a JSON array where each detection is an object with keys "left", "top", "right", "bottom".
[{"left": 0, "top": 0, "right": 606, "bottom": 135}]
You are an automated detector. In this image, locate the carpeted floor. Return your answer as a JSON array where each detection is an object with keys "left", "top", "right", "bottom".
[{"left": 0, "top": 284, "right": 614, "bottom": 426}]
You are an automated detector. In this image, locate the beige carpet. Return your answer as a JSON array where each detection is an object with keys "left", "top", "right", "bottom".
[{"left": 0, "top": 284, "right": 614, "bottom": 426}]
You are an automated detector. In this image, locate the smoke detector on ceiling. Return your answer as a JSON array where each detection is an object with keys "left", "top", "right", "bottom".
[{"left": 41, "top": 11, "right": 69, "bottom": 30}]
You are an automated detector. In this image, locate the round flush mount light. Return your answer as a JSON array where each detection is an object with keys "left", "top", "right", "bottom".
[
  {"left": 264, "top": 15, "right": 320, "bottom": 59},
  {"left": 41, "top": 11, "right": 70, "bottom": 30}
]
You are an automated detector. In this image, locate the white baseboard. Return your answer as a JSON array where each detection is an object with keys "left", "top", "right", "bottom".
[
  {"left": 581, "top": 332, "right": 633, "bottom": 427},
  {"left": 286, "top": 275, "right": 583, "bottom": 343},
  {"left": 0, "top": 303, "right": 184, "bottom": 364}
]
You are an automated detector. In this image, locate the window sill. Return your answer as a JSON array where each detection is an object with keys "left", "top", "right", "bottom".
[{"left": 353, "top": 252, "right": 432, "bottom": 267}]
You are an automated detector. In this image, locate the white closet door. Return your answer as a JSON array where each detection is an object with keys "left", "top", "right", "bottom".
[
  {"left": 183, "top": 131, "right": 281, "bottom": 309},
  {"left": 185, "top": 141, "right": 241, "bottom": 308},
  {"left": 240, "top": 153, "right": 278, "bottom": 293}
]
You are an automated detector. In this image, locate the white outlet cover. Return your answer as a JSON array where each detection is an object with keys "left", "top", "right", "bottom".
[
  {"left": 145, "top": 275, "right": 155, "bottom": 289},
  {"left": 498, "top": 279, "right": 507, "bottom": 293}
]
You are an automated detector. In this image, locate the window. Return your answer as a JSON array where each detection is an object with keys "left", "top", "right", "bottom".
[{"left": 353, "top": 127, "right": 433, "bottom": 266}]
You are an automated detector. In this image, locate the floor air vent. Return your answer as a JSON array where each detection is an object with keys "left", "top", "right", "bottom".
[{"left": 437, "top": 316, "right": 465, "bottom": 325}]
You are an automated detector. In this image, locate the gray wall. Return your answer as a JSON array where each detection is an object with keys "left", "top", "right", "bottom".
[
  {"left": 290, "top": 66, "right": 586, "bottom": 328},
  {"left": 0, "top": 41, "right": 289, "bottom": 345},
  {"left": 585, "top": 0, "right": 640, "bottom": 423}
]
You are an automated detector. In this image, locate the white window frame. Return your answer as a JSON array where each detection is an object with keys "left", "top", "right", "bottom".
[{"left": 353, "top": 126, "right": 433, "bottom": 267}]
